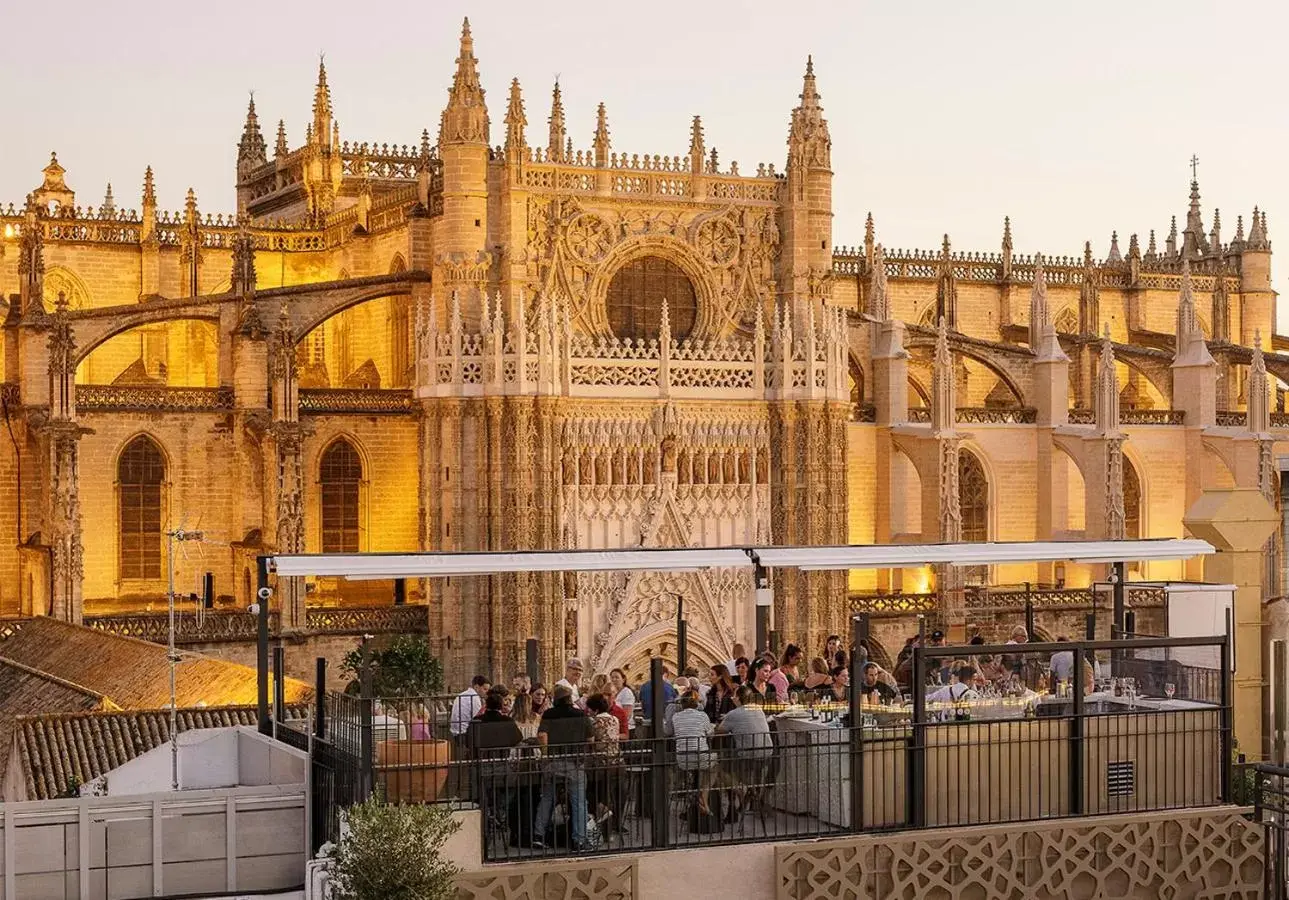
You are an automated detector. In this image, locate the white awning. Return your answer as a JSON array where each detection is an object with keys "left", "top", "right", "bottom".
[
  {"left": 271, "top": 548, "right": 754, "bottom": 579},
  {"left": 269, "top": 538, "right": 1213, "bottom": 579}
]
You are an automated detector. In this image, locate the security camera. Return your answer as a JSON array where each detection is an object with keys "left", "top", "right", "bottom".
[
  {"left": 248, "top": 603, "right": 261, "bottom": 615},
  {"left": 257, "top": 587, "right": 272, "bottom": 601}
]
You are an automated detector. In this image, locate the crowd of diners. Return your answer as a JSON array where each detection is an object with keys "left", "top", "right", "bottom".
[{"left": 434, "top": 627, "right": 1096, "bottom": 850}]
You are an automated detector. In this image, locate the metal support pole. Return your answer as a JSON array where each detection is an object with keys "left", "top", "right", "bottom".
[
  {"left": 909, "top": 644, "right": 926, "bottom": 828},
  {"left": 525, "top": 638, "right": 540, "bottom": 686},
  {"left": 272, "top": 645, "right": 286, "bottom": 726},
  {"left": 1024, "top": 597, "right": 1035, "bottom": 642},
  {"left": 753, "top": 562, "right": 771, "bottom": 656},
  {"left": 1111, "top": 561, "right": 1126, "bottom": 677},
  {"left": 359, "top": 638, "right": 375, "bottom": 802},
  {"left": 314, "top": 657, "right": 327, "bottom": 740},
  {"left": 1220, "top": 608, "right": 1234, "bottom": 803},
  {"left": 256, "top": 555, "right": 271, "bottom": 736},
  {"left": 1274, "top": 641, "right": 1287, "bottom": 766},
  {"left": 676, "top": 597, "right": 687, "bottom": 674},
  {"left": 649, "top": 657, "right": 668, "bottom": 849},
  {"left": 848, "top": 614, "right": 868, "bottom": 831},
  {"left": 1070, "top": 635, "right": 1086, "bottom": 815},
  {"left": 167, "top": 531, "right": 178, "bottom": 792}
]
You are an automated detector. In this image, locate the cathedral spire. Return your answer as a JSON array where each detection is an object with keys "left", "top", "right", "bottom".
[
  {"left": 547, "top": 80, "right": 566, "bottom": 162},
  {"left": 439, "top": 17, "right": 489, "bottom": 145},
  {"left": 312, "top": 56, "right": 333, "bottom": 150},
  {"left": 869, "top": 244, "right": 889, "bottom": 322},
  {"left": 689, "top": 115, "right": 705, "bottom": 174},
  {"left": 1250, "top": 332, "right": 1270, "bottom": 433},
  {"left": 1029, "top": 253, "right": 1048, "bottom": 350},
  {"left": 1106, "top": 231, "right": 1122, "bottom": 264},
  {"left": 504, "top": 77, "right": 527, "bottom": 156},
  {"left": 1127, "top": 232, "right": 1141, "bottom": 261},
  {"left": 1182, "top": 165, "right": 1207, "bottom": 257},
  {"left": 787, "top": 55, "right": 830, "bottom": 173},
  {"left": 275, "top": 119, "right": 288, "bottom": 157},
  {"left": 1001, "top": 216, "right": 1013, "bottom": 253},
  {"left": 1174, "top": 258, "right": 1215, "bottom": 367},
  {"left": 142, "top": 166, "right": 156, "bottom": 208},
  {"left": 593, "top": 102, "right": 610, "bottom": 167},
  {"left": 100, "top": 183, "right": 115, "bottom": 217},
  {"left": 1145, "top": 229, "right": 1157, "bottom": 261},
  {"left": 932, "top": 316, "right": 955, "bottom": 434},
  {"left": 1095, "top": 325, "right": 1120, "bottom": 434},
  {"left": 238, "top": 93, "right": 268, "bottom": 170},
  {"left": 1246, "top": 205, "right": 1268, "bottom": 250},
  {"left": 935, "top": 234, "right": 957, "bottom": 328},
  {"left": 1210, "top": 208, "right": 1222, "bottom": 252}
]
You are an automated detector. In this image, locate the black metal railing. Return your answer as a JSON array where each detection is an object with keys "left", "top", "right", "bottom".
[
  {"left": 1255, "top": 763, "right": 1289, "bottom": 900},
  {"left": 291, "top": 633, "right": 1232, "bottom": 862}
]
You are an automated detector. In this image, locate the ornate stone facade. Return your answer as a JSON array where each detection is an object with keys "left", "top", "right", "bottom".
[{"left": 0, "top": 18, "right": 1285, "bottom": 681}]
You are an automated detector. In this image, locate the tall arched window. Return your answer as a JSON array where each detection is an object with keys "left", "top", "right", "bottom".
[
  {"left": 606, "top": 256, "right": 697, "bottom": 342},
  {"left": 119, "top": 436, "right": 165, "bottom": 580},
  {"left": 320, "top": 439, "right": 362, "bottom": 553},
  {"left": 1124, "top": 457, "right": 1142, "bottom": 540},
  {"left": 959, "top": 450, "right": 989, "bottom": 543}
]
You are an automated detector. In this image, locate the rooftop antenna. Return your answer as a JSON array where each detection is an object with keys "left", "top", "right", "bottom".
[{"left": 165, "top": 519, "right": 207, "bottom": 792}]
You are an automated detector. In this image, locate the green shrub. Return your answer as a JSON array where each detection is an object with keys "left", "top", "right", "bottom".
[
  {"left": 341, "top": 635, "right": 444, "bottom": 698},
  {"left": 330, "top": 797, "right": 460, "bottom": 900}
]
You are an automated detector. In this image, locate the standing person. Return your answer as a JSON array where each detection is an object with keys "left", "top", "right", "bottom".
[
  {"left": 466, "top": 687, "right": 523, "bottom": 759},
  {"left": 533, "top": 685, "right": 594, "bottom": 850},
  {"left": 639, "top": 667, "right": 676, "bottom": 721},
  {"left": 512, "top": 691, "right": 540, "bottom": 741},
  {"left": 725, "top": 642, "right": 748, "bottom": 675},
  {"left": 733, "top": 657, "right": 750, "bottom": 685},
  {"left": 610, "top": 668, "right": 635, "bottom": 727},
  {"left": 585, "top": 693, "right": 624, "bottom": 829},
  {"left": 554, "top": 658, "right": 585, "bottom": 703},
  {"left": 590, "top": 674, "right": 630, "bottom": 738}
]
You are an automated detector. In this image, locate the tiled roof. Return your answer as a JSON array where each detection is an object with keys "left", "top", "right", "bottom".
[
  {"left": 12, "top": 705, "right": 308, "bottom": 801},
  {"left": 0, "top": 658, "right": 111, "bottom": 785},
  {"left": 0, "top": 617, "right": 311, "bottom": 709}
]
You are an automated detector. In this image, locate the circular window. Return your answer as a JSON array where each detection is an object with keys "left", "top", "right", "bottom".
[{"left": 605, "top": 256, "right": 697, "bottom": 343}]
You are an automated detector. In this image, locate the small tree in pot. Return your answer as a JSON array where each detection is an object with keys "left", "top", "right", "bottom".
[
  {"left": 330, "top": 797, "right": 460, "bottom": 900},
  {"left": 341, "top": 635, "right": 444, "bottom": 698}
]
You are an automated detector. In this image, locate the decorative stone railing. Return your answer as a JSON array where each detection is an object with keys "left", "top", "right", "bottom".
[
  {"left": 424, "top": 299, "right": 849, "bottom": 402},
  {"left": 1272, "top": 412, "right": 1289, "bottom": 428},
  {"left": 956, "top": 406, "right": 1037, "bottom": 424},
  {"left": 1121, "top": 409, "right": 1185, "bottom": 425},
  {"left": 1216, "top": 410, "right": 1248, "bottom": 427},
  {"left": 85, "top": 609, "right": 274, "bottom": 644},
  {"left": 852, "top": 404, "right": 876, "bottom": 423},
  {"left": 908, "top": 407, "right": 931, "bottom": 423},
  {"left": 84, "top": 603, "right": 428, "bottom": 646},
  {"left": 306, "top": 605, "right": 428, "bottom": 635},
  {"left": 77, "top": 385, "right": 235, "bottom": 413},
  {"left": 1068, "top": 408, "right": 1096, "bottom": 425},
  {"left": 298, "top": 388, "right": 416, "bottom": 415},
  {"left": 853, "top": 585, "right": 1165, "bottom": 617}
]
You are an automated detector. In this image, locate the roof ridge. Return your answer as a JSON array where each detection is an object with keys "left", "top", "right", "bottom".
[
  {"left": 0, "top": 657, "right": 112, "bottom": 706},
  {"left": 11, "top": 702, "right": 310, "bottom": 725}
]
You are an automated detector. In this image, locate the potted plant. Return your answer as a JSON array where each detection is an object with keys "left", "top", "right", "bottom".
[
  {"left": 330, "top": 796, "right": 460, "bottom": 900},
  {"left": 341, "top": 636, "right": 451, "bottom": 802}
]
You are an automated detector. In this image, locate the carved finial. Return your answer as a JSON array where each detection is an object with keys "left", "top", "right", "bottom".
[
  {"left": 312, "top": 55, "right": 333, "bottom": 149},
  {"left": 1030, "top": 252, "right": 1049, "bottom": 338},
  {"left": 1248, "top": 206, "right": 1269, "bottom": 250},
  {"left": 659, "top": 299, "right": 671, "bottom": 344},
  {"left": 184, "top": 187, "right": 198, "bottom": 224},
  {"left": 689, "top": 115, "right": 704, "bottom": 173},
  {"left": 275, "top": 119, "right": 288, "bottom": 157},
  {"left": 932, "top": 315, "right": 955, "bottom": 433},
  {"left": 239, "top": 93, "right": 268, "bottom": 169},
  {"left": 1233, "top": 214, "right": 1245, "bottom": 246},
  {"left": 504, "top": 77, "right": 527, "bottom": 155},
  {"left": 1146, "top": 229, "right": 1157, "bottom": 259},
  {"left": 1083, "top": 241, "right": 1093, "bottom": 267},
  {"left": 787, "top": 54, "right": 829, "bottom": 172},
  {"left": 440, "top": 17, "right": 489, "bottom": 146},
  {"left": 593, "top": 102, "right": 610, "bottom": 166},
  {"left": 865, "top": 212, "right": 875, "bottom": 245},
  {"left": 1105, "top": 231, "right": 1121, "bottom": 264},
  {"left": 869, "top": 244, "right": 889, "bottom": 321},
  {"left": 1127, "top": 232, "right": 1140, "bottom": 261},
  {"left": 1210, "top": 207, "right": 1222, "bottom": 250},
  {"left": 1166, "top": 215, "right": 1179, "bottom": 256},
  {"left": 142, "top": 166, "right": 156, "bottom": 207},
  {"left": 1173, "top": 258, "right": 1215, "bottom": 367},
  {"left": 101, "top": 183, "right": 115, "bottom": 216},
  {"left": 941, "top": 234, "right": 951, "bottom": 258},
  {"left": 1001, "top": 216, "right": 1013, "bottom": 252},
  {"left": 1251, "top": 330, "right": 1270, "bottom": 433},
  {"left": 547, "top": 80, "right": 566, "bottom": 162}
]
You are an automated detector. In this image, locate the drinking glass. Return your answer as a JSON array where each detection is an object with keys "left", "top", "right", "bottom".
[{"left": 1164, "top": 682, "right": 1176, "bottom": 701}]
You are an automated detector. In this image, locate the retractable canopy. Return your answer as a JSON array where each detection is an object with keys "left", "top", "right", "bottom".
[{"left": 269, "top": 538, "right": 1213, "bottom": 579}]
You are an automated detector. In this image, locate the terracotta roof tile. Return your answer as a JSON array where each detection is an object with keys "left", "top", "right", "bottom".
[{"left": 13, "top": 705, "right": 308, "bottom": 800}]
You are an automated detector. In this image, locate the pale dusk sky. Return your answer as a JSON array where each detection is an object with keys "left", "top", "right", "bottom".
[{"left": 4, "top": 0, "right": 1287, "bottom": 325}]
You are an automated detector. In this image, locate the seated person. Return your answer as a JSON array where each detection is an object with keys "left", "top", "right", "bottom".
[
  {"left": 717, "top": 685, "right": 773, "bottom": 761},
  {"left": 858, "top": 662, "right": 898, "bottom": 705}
]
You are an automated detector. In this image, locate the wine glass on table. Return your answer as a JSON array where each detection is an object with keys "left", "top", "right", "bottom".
[{"left": 1164, "top": 682, "right": 1176, "bottom": 703}]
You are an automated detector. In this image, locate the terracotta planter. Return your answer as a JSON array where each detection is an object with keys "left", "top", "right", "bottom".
[{"left": 375, "top": 738, "right": 451, "bottom": 803}]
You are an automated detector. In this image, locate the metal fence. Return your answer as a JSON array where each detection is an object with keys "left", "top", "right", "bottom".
[{"left": 282, "top": 633, "right": 1232, "bottom": 862}]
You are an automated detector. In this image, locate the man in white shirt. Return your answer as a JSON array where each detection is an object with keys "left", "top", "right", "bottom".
[
  {"left": 1049, "top": 636, "right": 1075, "bottom": 683},
  {"left": 450, "top": 675, "right": 491, "bottom": 736},
  {"left": 928, "top": 666, "right": 982, "bottom": 703},
  {"left": 725, "top": 643, "right": 748, "bottom": 677},
  {"left": 554, "top": 657, "right": 585, "bottom": 703}
]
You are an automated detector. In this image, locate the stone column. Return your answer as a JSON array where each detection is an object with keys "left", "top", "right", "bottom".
[{"left": 1183, "top": 487, "right": 1279, "bottom": 759}]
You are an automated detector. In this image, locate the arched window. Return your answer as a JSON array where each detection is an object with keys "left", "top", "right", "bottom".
[
  {"left": 320, "top": 439, "right": 362, "bottom": 553},
  {"left": 606, "top": 256, "right": 697, "bottom": 342},
  {"left": 1124, "top": 457, "right": 1142, "bottom": 540},
  {"left": 959, "top": 450, "right": 989, "bottom": 543},
  {"left": 118, "top": 436, "right": 165, "bottom": 580}
]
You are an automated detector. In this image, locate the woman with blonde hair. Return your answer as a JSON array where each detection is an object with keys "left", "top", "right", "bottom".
[{"left": 511, "top": 691, "right": 539, "bottom": 741}]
